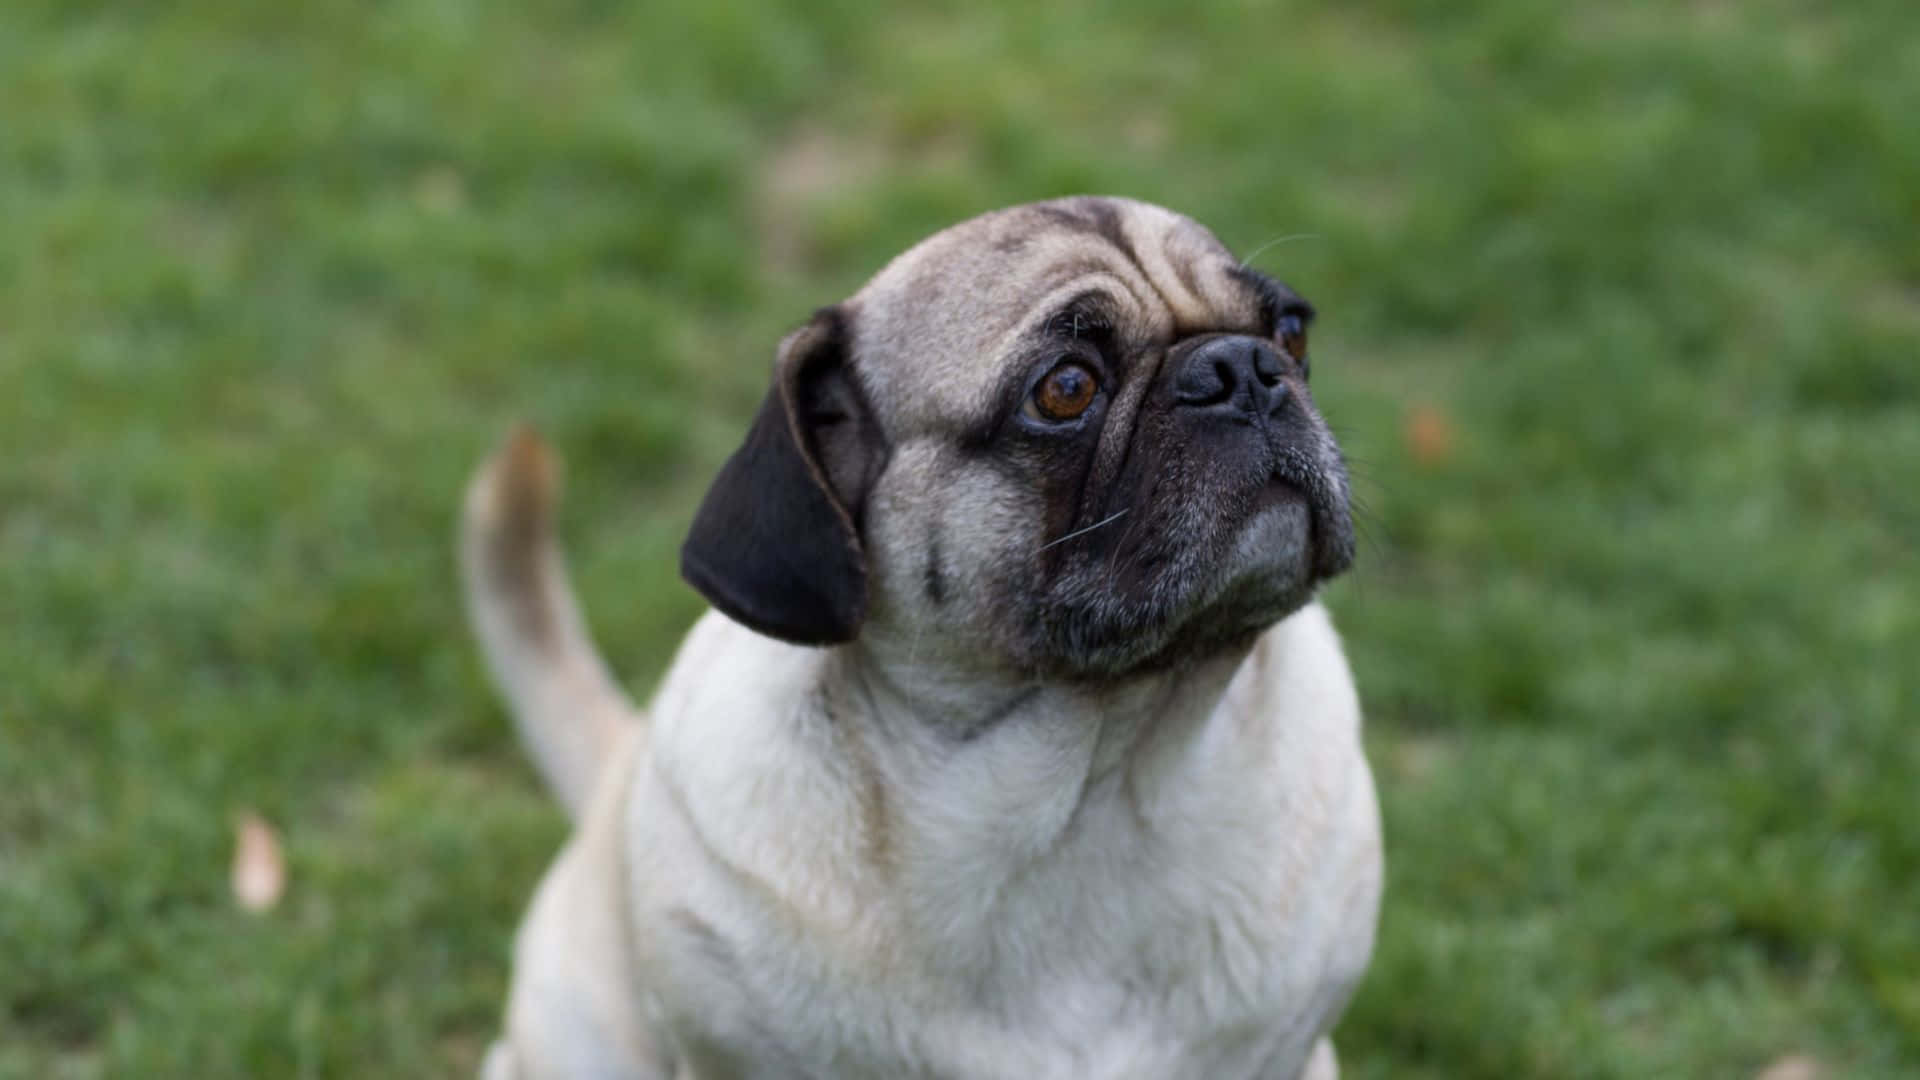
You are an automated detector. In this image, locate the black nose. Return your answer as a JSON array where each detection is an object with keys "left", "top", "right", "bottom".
[{"left": 1172, "top": 335, "right": 1287, "bottom": 416}]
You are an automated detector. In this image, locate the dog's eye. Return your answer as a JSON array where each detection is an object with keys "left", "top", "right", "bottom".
[
  {"left": 1026, "top": 361, "right": 1100, "bottom": 423},
  {"left": 1277, "top": 313, "right": 1309, "bottom": 376}
]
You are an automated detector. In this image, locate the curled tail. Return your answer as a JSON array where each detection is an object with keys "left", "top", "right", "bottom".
[{"left": 460, "top": 426, "right": 640, "bottom": 820}]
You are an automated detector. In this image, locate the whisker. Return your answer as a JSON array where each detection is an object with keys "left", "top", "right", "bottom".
[
  {"left": 1039, "top": 508, "right": 1131, "bottom": 552},
  {"left": 1348, "top": 496, "right": 1389, "bottom": 561},
  {"left": 1238, "top": 233, "right": 1322, "bottom": 269}
]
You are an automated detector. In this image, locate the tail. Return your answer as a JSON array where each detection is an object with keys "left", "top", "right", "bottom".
[{"left": 460, "top": 425, "right": 641, "bottom": 820}]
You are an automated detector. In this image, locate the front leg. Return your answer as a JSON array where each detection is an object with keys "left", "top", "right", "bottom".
[
  {"left": 486, "top": 811, "right": 676, "bottom": 1078},
  {"left": 1297, "top": 1038, "right": 1338, "bottom": 1080},
  {"left": 485, "top": 869, "right": 678, "bottom": 1079},
  {"left": 483, "top": 1036, "right": 673, "bottom": 1080}
]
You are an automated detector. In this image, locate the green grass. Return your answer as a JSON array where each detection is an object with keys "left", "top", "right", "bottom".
[{"left": 3, "top": 0, "right": 1916, "bottom": 1075}]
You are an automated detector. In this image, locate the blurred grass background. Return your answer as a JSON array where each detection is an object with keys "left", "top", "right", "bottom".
[{"left": 2, "top": 0, "right": 1916, "bottom": 1076}]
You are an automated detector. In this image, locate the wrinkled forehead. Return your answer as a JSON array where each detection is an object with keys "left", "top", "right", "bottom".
[{"left": 845, "top": 197, "right": 1276, "bottom": 431}]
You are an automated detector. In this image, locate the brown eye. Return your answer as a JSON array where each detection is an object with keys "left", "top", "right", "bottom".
[
  {"left": 1027, "top": 361, "right": 1100, "bottom": 422},
  {"left": 1278, "top": 313, "right": 1309, "bottom": 376}
]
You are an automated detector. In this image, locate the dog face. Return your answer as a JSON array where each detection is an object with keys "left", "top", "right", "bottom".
[{"left": 683, "top": 197, "right": 1353, "bottom": 680}]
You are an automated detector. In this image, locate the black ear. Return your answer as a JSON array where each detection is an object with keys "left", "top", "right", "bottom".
[{"left": 681, "top": 308, "right": 884, "bottom": 645}]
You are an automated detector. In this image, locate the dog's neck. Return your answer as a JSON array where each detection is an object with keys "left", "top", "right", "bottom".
[
  {"left": 839, "top": 634, "right": 1250, "bottom": 764},
  {"left": 819, "top": 629, "right": 1257, "bottom": 923}
]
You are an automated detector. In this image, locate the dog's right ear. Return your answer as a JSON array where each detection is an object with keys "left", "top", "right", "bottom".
[{"left": 681, "top": 307, "right": 885, "bottom": 646}]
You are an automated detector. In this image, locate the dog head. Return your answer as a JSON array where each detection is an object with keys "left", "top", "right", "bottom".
[{"left": 682, "top": 197, "right": 1353, "bottom": 680}]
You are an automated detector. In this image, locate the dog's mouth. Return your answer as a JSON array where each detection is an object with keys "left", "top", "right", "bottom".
[
  {"left": 1022, "top": 443, "right": 1350, "bottom": 678},
  {"left": 1266, "top": 445, "right": 1354, "bottom": 582}
]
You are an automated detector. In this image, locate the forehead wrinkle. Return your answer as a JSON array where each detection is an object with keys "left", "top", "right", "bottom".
[
  {"left": 1013, "top": 268, "right": 1163, "bottom": 346},
  {"left": 937, "top": 248, "right": 1224, "bottom": 436},
  {"left": 934, "top": 270, "right": 1139, "bottom": 436},
  {"left": 1105, "top": 209, "right": 1268, "bottom": 336},
  {"left": 1009, "top": 232, "right": 1172, "bottom": 340},
  {"left": 1030, "top": 211, "right": 1251, "bottom": 338},
  {"left": 836, "top": 201, "right": 1268, "bottom": 436},
  {"left": 1123, "top": 224, "right": 1205, "bottom": 333}
]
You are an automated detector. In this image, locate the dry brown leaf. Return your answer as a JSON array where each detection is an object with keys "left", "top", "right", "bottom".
[
  {"left": 1754, "top": 1055, "right": 1824, "bottom": 1080},
  {"left": 1404, "top": 403, "right": 1457, "bottom": 467},
  {"left": 231, "top": 811, "right": 286, "bottom": 914}
]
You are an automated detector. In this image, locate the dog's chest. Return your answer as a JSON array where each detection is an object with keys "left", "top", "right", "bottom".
[{"left": 643, "top": 774, "right": 1364, "bottom": 1080}]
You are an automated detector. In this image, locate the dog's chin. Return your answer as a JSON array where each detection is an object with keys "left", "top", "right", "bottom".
[
  {"left": 1158, "top": 496, "right": 1324, "bottom": 652},
  {"left": 1215, "top": 494, "right": 1320, "bottom": 611},
  {"left": 1027, "top": 491, "right": 1336, "bottom": 682}
]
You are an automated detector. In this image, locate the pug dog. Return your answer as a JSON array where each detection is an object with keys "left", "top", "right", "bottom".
[{"left": 461, "top": 196, "right": 1380, "bottom": 1080}]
